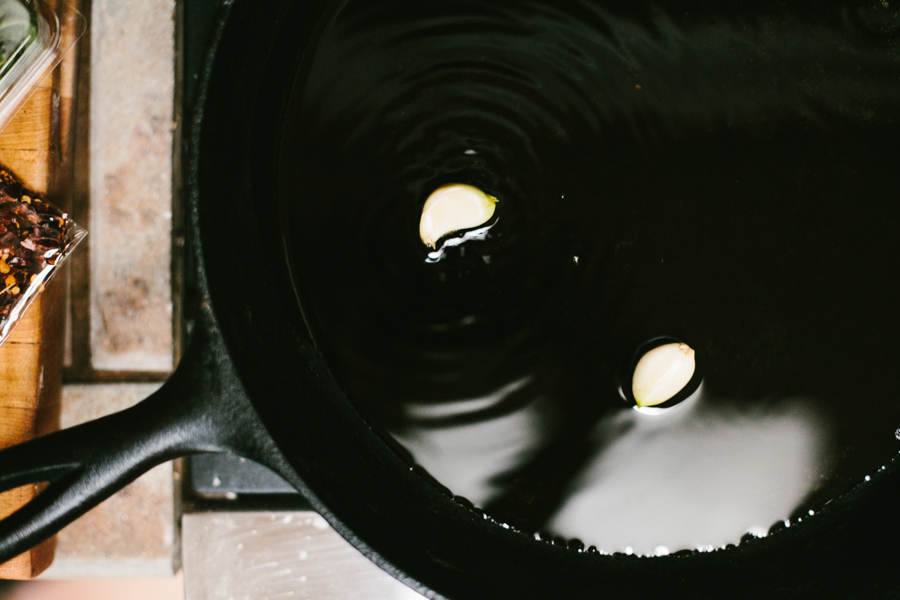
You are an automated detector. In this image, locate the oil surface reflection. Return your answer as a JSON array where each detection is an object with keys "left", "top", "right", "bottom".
[
  {"left": 547, "top": 386, "right": 828, "bottom": 554},
  {"left": 394, "top": 382, "right": 827, "bottom": 553}
]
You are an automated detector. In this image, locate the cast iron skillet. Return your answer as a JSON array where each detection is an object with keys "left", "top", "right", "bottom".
[{"left": 0, "top": 0, "right": 899, "bottom": 597}]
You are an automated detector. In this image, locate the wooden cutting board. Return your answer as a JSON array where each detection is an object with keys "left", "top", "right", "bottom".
[{"left": 0, "top": 0, "right": 80, "bottom": 579}]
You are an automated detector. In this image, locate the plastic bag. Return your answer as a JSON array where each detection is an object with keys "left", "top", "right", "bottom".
[{"left": 0, "top": 166, "right": 84, "bottom": 345}]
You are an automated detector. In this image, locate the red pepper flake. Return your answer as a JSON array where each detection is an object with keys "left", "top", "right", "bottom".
[{"left": 0, "top": 167, "right": 78, "bottom": 330}]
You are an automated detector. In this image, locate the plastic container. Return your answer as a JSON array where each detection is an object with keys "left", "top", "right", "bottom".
[{"left": 0, "top": 0, "right": 78, "bottom": 132}]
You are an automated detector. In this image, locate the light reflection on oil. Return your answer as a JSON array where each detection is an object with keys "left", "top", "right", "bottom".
[
  {"left": 547, "top": 385, "right": 829, "bottom": 554},
  {"left": 392, "top": 376, "right": 547, "bottom": 506},
  {"left": 394, "top": 380, "right": 829, "bottom": 554},
  {"left": 424, "top": 221, "right": 497, "bottom": 263}
]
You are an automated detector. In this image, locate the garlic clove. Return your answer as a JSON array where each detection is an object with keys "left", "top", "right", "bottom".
[
  {"left": 631, "top": 342, "right": 696, "bottom": 408},
  {"left": 419, "top": 184, "right": 498, "bottom": 248}
]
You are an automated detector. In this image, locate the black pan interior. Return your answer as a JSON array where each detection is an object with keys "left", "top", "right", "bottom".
[{"left": 196, "top": 0, "right": 900, "bottom": 598}]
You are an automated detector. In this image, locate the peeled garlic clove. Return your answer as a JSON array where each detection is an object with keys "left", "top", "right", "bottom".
[
  {"left": 419, "top": 184, "right": 498, "bottom": 248},
  {"left": 631, "top": 342, "right": 696, "bottom": 408}
]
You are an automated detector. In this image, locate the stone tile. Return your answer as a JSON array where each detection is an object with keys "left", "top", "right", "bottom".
[
  {"left": 182, "top": 512, "right": 426, "bottom": 600},
  {"left": 40, "top": 383, "right": 176, "bottom": 579},
  {"left": 56, "top": 382, "right": 161, "bottom": 426},
  {"left": 88, "top": 0, "right": 175, "bottom": 372},
  {"left": 1, "top": 573, "right": 184, "bottom": 598}
]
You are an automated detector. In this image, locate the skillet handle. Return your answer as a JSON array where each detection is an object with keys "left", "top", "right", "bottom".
[{"left": 0, "top": 323, "right": 277, "bottom": 564}]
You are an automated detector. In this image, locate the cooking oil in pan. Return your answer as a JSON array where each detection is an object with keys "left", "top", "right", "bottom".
[{"left": 284, "top": 0, "right": 900, "bottom": 555}]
